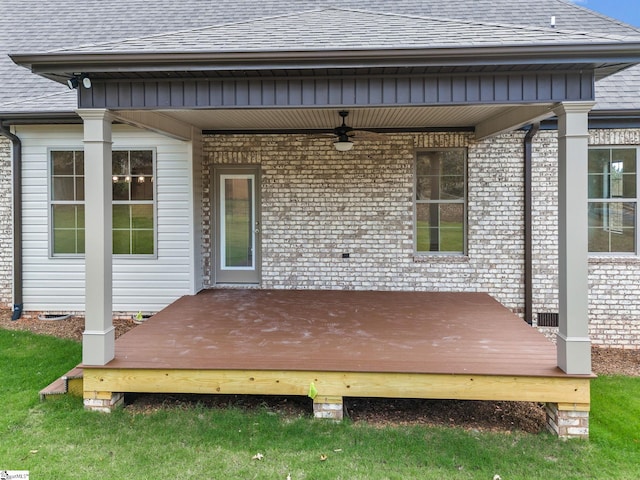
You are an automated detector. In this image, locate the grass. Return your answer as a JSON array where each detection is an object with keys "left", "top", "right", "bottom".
[
  {"left": 416, "top": 220, "right": 464, "bottom": 253},
  {"left": 224, "top": 199, "right": 253, "bottom": 267},
  {"left": 1, "top": 329, "right": 639, "bottom": 479}
]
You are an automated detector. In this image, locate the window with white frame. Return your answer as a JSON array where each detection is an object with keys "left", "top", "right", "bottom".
[
  {"left": 588, "top": 147, "right": 637, "bottom": 254},
  {"left": 51, "top": 150, "right": 85, "bottom": 255},
  {"left": 415, "top": 149, "right": 467, "bottom": 254},
  {"left": 50, "top": 149, "right": 155, "bottom": 256},
  {"left": 112, "top": 150, "right": 155, "bottom": 255}
]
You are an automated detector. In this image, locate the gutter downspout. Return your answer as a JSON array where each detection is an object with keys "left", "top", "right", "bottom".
[
  {"left": 523, "top": 123, "right": 540, "bottom": 325},
  {"left": 0, "top": 122, "right": 23, "bottom": 320}
]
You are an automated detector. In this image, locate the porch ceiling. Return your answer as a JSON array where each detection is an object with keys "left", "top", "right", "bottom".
[{"left": 147, "top": 105, "right": 552, "bottom": 132}]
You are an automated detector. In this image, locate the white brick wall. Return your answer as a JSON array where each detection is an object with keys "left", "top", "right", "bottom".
[
  {"left": 531, "top": 131, "right": 559, "bottom": 321},
  {"left": 513, "top": 129, "right": 640, "bottom": 348},
  {"left": 203, "top": 129, "right": 640, "bottom": 349},
  {"left": 0, "top": 137, "right": 12, "bottom": 307},
  {"left": 203, "top": 132, "right": 525, "bottom": 311}
]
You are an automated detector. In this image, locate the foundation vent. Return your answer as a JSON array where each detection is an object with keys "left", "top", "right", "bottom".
[{"left": 537, "top": 312, "right": 559, "bottom": 327}]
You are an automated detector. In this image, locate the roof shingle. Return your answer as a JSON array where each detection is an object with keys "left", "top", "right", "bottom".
[
  {"left": 2, "top": 0, "right": 639, "bottom": 114},
  {"left": 50, "top": 8, "right": 640, "bottom": 54}
]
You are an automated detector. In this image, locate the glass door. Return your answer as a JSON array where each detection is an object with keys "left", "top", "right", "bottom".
[{"left": 215, "top": 168, "right": 260, "bottom": 283}]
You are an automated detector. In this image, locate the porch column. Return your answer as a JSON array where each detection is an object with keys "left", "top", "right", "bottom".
[
  {"left": 554, "top": 101, "right": 594, "bottom": 375},
  {"left": 77, "top": 109, "right": 114, "bottom": 366}
]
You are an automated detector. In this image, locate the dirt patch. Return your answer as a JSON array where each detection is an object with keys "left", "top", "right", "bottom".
[
  {"left": 2, "top": 309, "right": 637, "bottom": 434},
  {"left": 0, "top": 310, "right": 135, "bottom": 341},
  {"left": 592, "top": 347, "right": 640, "bottom": 376}
]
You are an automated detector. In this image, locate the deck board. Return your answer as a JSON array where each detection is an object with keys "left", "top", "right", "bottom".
[{"left": 90, "top": 290, "right": 589, "bottom": 379}]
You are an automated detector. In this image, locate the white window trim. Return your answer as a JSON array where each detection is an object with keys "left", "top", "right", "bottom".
[
  {"left": 48, "top": 147, "right": 85, "bottom": 258},
  {"left": 48, "top": 147, "right": 158, "bottom": 259},
  {"left": 112, "top": 148, "right": 158, "bottom": 259}
]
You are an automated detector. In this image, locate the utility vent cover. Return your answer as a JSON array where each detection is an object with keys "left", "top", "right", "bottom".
[{"left": 537, "top": 312, "right": 559, "bottom": 327}]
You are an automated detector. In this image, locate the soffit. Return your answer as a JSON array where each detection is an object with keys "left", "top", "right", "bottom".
[{"left": 148, "top": 105, "right": 548, "bottom": 131}]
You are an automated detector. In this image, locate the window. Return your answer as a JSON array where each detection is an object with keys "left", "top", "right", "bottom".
[
  {"left": 51, "top": 150, "right": 85, "bottom": 254},
  {"left": 415, "top": 149, "right": 466, "bottom": 254},
  {"left": 50, "top": 149, "right": 155, "bottom": 256},
  {"left": 588, "top": 147, "right": 637, "bottom": 254},
  {"left": 112, "top": 150, "right": 155, "bottom": 255}
]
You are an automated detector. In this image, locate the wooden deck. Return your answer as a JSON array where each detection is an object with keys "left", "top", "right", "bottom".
[{"left": 83, "top": 290, "right": 592, "bottom": 409}]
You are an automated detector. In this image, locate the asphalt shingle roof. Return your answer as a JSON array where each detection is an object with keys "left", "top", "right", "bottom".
[
  {"left": 51, "top": 8, "right": 640, "bottom": 54},
  {"left": 595, "top": 65, "right": 640, "bottom": 110},
  {"left": 1, "top": 0, "right": 639, "bottom": 114}
]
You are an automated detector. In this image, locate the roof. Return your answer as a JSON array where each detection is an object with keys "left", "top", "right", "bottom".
[
  {"left": 46, "top": 8, "right": 640, "bottom": 54},
  {"left": 2, "top": 0, "right": 640, "bottom": 116},
  {"left": 594, "top": 64, "right": 640, "bottom": 111}
]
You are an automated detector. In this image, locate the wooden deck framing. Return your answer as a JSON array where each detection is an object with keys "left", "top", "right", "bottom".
[{"left": 83, "top": 290, "right": 592, "bottom": 411}]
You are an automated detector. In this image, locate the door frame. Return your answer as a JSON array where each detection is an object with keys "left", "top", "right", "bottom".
[{"left": 213, "top": 165, "right": 261, "bottom": 284}]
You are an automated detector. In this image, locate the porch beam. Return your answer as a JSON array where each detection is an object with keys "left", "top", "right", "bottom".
[
  {"left": 555, "top": 101, "right": 595, "bottom": 375},
  {"left": 111, "top": 110, "right": 194, "bottom": 141},
  {"left": 474, "top": 104, "right": 555, "bottom": 140},
  {"left": 77, "top": 108, "right": 114, "bottom": 366}
]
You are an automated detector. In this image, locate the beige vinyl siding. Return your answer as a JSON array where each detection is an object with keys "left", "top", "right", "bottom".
[{"left": 17, "top": 124, "right": 196, "bottom": 313}]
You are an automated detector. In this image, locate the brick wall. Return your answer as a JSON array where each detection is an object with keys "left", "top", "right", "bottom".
[
  {"left": 531, "top": 131, "right": 560, "bottom": 322},
  {"left": 530, "top": 129, "right": 640, "bottom": 348},
  {"left": 202, "top": 128, "right": 640, "bottom": 349},
  {"left": 0, "top": 137, "right": 12, "bottom": 307},
  {"left": 587, "top": 129, "right": 640, "bottom": 348},
  {"left": 203, "top": 132, "right": 526, "bottom": 311}
]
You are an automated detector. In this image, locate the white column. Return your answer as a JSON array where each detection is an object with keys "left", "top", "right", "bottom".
[
  {"left": 554, "top": 102, "right": 594, "bottom": 375},
  {"left": 77, "top": 109, "right": 114, "bottom": 366}
]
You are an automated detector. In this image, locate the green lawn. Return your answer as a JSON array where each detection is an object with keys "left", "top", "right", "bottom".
[
  {"left": 416, "top": 220, "right": 464, "bottom": 253},
  {"left": 1, "top": 329, "right": 639, "bottom": 479},
  {"left": 225, "top": 204, "right": 252, "bottom": 267}
]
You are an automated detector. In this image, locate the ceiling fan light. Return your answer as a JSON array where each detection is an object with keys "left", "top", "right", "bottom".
[{"left": 334, "top": 140, "right": 354, "bottom": 152}]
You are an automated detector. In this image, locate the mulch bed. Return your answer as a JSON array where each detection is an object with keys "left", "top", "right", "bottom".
[{"left": 2, "top": 309, "right": 638, "bottom": 433}]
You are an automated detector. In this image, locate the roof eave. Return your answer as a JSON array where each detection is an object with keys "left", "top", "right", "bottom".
[
  {"left": 0, "top": 111, "right": 81, "bottom": 125},
  {"left": 589, "top": 108, "right": 640, "bottom": 117},
  {"left": 11, "top": 42, "right": 640, "bottom": 83}
]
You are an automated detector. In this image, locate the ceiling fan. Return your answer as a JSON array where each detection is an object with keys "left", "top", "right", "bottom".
[
  {"left": 309, "top": 110, "right": 382, "bottom": 151},
  {"left": 333, "top": 110, "right": 356, "bottom": 152}
]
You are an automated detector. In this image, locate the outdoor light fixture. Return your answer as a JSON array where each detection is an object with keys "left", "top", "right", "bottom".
[
  {"left": 67, "top": 74, "right": 92, "bottom": 90},
  {"left": 333, "top": 136, "right": 354, "bottom": 152},
  {"left": 331, "top": 111, "right": 355, "bottom": 152}
]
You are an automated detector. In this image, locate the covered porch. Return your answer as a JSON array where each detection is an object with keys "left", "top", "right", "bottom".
[
  {"left": 13, "top": 10, "right": 640, "bottom": 439},
  {"left": 83, "top": 289, "right": 592, "bottom": 437}
]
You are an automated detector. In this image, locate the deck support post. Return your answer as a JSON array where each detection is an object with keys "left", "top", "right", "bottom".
[
  {"left": 313, "top": 396, "right": 344, "bottom": 421},
  {"left": 84, "top": 391, "right": 124, "bottom": 413},
  {"left": 554, "top": 102, "right": 594, "bottom": 375},
  {"left": 545, "top": 402, "right": 590, "bottom": 439},
  {"left": 77, "top": 109, "right": 114, "bottom": 366}
]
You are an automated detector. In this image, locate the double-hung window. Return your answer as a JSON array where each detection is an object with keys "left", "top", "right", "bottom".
[
  {"left": 588, "top": 147, "right": 638, "bottom": 254},
  {"left": 112, "top": 150, "right": 155, "bottom": 255},
  {"left": 415, "top": 149, "right": 467, "bottom": 254},
  {"left": 51, "top": 150, "right": 85, "bottom": 255},
  {"left": 50, "top": 149, "right": 155, "bottom": 256}
]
